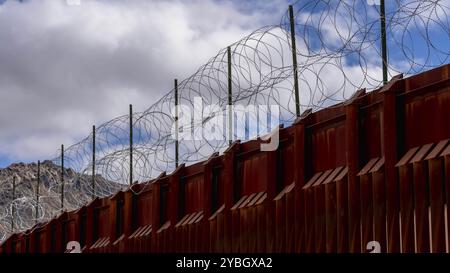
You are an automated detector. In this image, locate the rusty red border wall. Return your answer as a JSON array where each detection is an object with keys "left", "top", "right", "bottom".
[{"left": 1, "top": 64, "right": 449, "bottom": 254}]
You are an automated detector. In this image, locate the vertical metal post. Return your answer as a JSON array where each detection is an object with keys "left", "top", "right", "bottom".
[
  {"left": 227, "top": 46, "right": 233, "bottom": 145},
  {"left": 92, "top": 125, "right": 96, "bottom": 199},
  {"left": 174, "top": 79, "right": 179, "bottom": 168},
  {"left": 36, "top": 160, "right": 40, "bottom": 224},
  {"left": 61, "top": 144, "right": 64, "bottom": 211},
  {"left": 289, "top": 5, "right": 301, "bottom": 117},
  {"left": 380, "top": 0, "right": 388, "bottom": 84},
  {"left": 11, "top": 176, "right": 15, "bottom": 232},
  {"left": 129, "top": 104, "right": 133, "bottom": 186}
]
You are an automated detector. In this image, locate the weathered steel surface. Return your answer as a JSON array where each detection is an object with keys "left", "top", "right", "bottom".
[{"left": 2, "top": 64, "right": 449, "bottom": 253}]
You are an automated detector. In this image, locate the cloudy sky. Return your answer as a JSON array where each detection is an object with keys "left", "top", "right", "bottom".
[
  {"left": 0, "top": 0, "right": 448, "bottom": 169},
  {"left": 0, "top": 0, "right": 289, "bottom": 167}
]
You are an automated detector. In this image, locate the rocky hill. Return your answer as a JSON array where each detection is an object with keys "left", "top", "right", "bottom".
[{"left": 0, "top": 160, "right": 123, "bottom": 241}]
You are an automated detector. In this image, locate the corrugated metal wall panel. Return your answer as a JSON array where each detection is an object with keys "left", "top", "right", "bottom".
[{"left": 2, "top": 64, "right": 450, "bottom": 253}]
